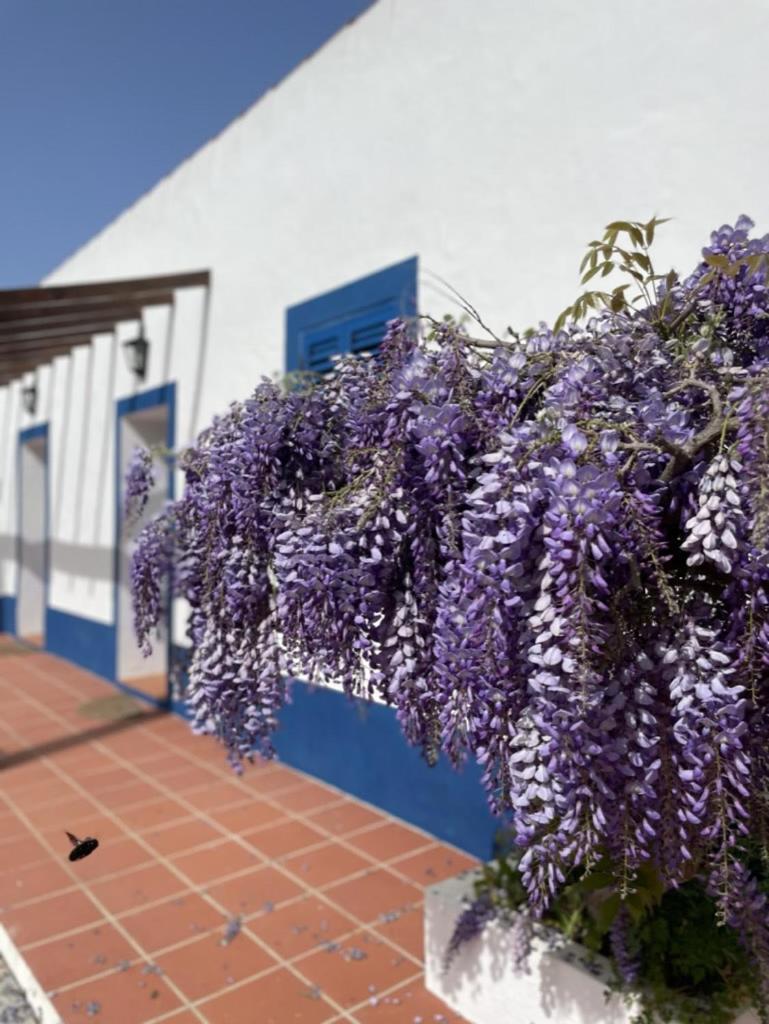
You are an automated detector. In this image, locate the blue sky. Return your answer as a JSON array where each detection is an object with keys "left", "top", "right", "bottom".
[{"left": 0, "top": 0, "right": 374, "bottom": 287}]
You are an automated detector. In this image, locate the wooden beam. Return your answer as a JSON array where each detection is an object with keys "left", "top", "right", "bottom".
[
  {"left": 0, "top": 336, "right": 94, "bottom": 360},
  {"left": 0, "top": 337, "right": 89, "bottom": 364},
  {"left": 0, "top": 304, "right": 141, "bottom": 334},
  {"left": 0, "top": 291, "right": 175, "bottom": 322},
  {"left": 0, "top": 322, "right": 121, "bottom": 345},
  {"left": 0, "top": 270, "right": 209, "bottom": 309}
]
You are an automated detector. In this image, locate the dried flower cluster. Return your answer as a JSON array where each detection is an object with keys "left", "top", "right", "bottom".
[{"left": 130, "top": 217, "right": 769, "bottom": 990}]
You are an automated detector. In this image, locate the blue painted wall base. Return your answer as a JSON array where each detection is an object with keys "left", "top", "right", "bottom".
[
  {"left": 0, "top": 596, "right": 16, "bottom": 634},
  {"left": 273, "top": 680, "right": 500, "bottom": 861},
  {"left": 46, "top": 607, "right": 116, "bottom": 681}
]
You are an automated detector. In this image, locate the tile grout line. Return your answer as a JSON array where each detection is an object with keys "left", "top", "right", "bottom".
[
  {"left": 115, "top": 752, "right": 431, "bottom": 960},
  {"left": 11, "top": 650, "right": 478, "bottom": 868},
  {"left": 1, "top": 794, "right": 433, "bottom": 921},
  {"left": 45, "top": 753, "right": 360, "bottom": 1024},
  {"left": 21, "top": 642, "right": 476, "bottom": 860},
  {"left": 2, "top": 687, "right": 456, "bottom": 991},
  {"left": 0, "top": 662, "right": 219, "bottom": 1020},
  {"left": 2, "top": 653, "right": 467, "bottom": 1019},
  {"left": 0, "top": 786, "right": 208, "bottom": 1024},
  {"left": 2, "top": 665, "right": 461, "bottom": 901},
  {"left": 323, "top": 967, "right": 426, "bottom": 1024},
  {"left": 95, "top": 743, "right": 429, "bottom": 1017},
  {"left": 117, "top": 727, "right": 472, "bottom": 896}
]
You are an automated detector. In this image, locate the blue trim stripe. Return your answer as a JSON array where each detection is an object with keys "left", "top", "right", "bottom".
[
  {"left": 46, "top": 607, "right": 115, "bottom": 681},
  {"left": 274, "top": 681, "right": 498, "bottom": 860},
  {"left": 165, "top": 646, "right": 497, "bottom": 858},
  {"left": 19, "top": 424, "right": 48, "bottom": 443},
  {"left": 0, "top": 596, "right": 16, "bottom": 634},
  {"left": 116, "top": 382, "right": 176, "bottom": 419}
]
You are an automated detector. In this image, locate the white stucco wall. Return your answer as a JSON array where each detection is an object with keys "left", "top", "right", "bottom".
[{"left": 3, "top": 0, "right": 769, "bottom": 639}]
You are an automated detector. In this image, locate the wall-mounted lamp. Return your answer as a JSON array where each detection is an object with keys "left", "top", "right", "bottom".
[
  {"left": 122, "top": 330, "right": 149, "bottom": 380},
  {"left": 21, "top": 377, "right": 37, "bottom": 415}
]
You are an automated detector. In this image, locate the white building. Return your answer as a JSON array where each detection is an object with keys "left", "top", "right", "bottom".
[{"left": 1, "top": 0, "right": 768, "bottom": 856}]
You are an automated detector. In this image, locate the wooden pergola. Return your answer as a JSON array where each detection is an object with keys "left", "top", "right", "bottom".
[{"left": 0, "top": 270, "right": 210, "bottom": 386}]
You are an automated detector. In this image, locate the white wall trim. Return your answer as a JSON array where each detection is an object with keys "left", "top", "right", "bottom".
[{"left": 0, "top": 924, "right": 63, "bottom": 1024}]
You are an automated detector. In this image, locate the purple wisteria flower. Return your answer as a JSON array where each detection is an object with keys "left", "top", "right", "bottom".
[
  {"left": 126, "top": 220, "right": 769, "bottom": 994},
  {"left": 124, "top": 446, "right": 155, "bottom": 526}
]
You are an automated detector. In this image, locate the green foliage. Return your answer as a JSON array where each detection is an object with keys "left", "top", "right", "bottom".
[
  {"left": 473, "top": 833, "right": 762, "bottom": 1023},
  {"left": 629, "top": 883, "right": 757, "bottom": 1024},
  {"left": 552, "top": 215, "right": 769, "bottom": 339},
  {"left": 553, "top": 216, "right": 671, "bottom": 333}
]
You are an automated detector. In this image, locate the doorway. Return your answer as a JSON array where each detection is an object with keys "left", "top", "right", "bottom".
[
  {"left": 17, "top": 425, "right": 48, "bottom": 647},
  {"left": 116, "top": 392, "right": 173, "bottom": 701}
]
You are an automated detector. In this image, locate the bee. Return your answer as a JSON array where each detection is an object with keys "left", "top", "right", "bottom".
[{"left": 65, "top": 831, "right": 99, "bottom": 861}]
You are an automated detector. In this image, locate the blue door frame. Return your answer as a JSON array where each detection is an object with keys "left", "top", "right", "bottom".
[
  {"left": 114, "top": 383, "right": 176, "bottom": 704},
  {"left": 15, "top": 423, "right": 49, "bottom": 644}
]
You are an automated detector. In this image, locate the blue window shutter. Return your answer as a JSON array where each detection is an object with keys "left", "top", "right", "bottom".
[
  {"left": 303, "top": 329, "right": 345, "bottom": 374},
  {"left": 286, "top": 257, "right": 418, "bottom": 374},
  {"left": 348, "top": 301, "right": 401, "bottom": 355}
]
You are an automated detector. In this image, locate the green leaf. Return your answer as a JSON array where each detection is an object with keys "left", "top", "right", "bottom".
[
  {"left": 553, "top": 308, "right": 569, "bottom": 333},
  {"left": 628, "top": 224, "right": 644, "bottom": 248},
  {"left": 605, "top": 220, "right": 634, "bottom": 234},
  {"left": 745, "top": 254, "right": 762, "bottom": 273},
  {"left": 623, "top": 267, "right": 645, "bottom": 283},
  {"left": 593, "top": 893, "right": 622, "bottom": 935},
  {"left": 630, "top": 251, "right": 651, "bottom": 272},
  {"left": 581, "top": 264, "right": 604, "bottom": 284},
  {"left": 703, "top": 252, "right": 729, "bottom": 270},
  {"left": 644, "top": 216, "right": 670, "bottom": 246},
  {"left": 576, "top": 869, "right": 616, "bottom": 894}
]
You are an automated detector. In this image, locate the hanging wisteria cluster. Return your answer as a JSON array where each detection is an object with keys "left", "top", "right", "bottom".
[
  {"left": 130, "top": 216, "right": 769, "bottom": 993},
  {"left": 123, "top": 445, "right": 155, "bottom": 526}
]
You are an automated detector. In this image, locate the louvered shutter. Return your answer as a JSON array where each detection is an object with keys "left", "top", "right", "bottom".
[
  {"left": 348, "top": 300, "right": 400, "bottom": 356},
  {"left": 286, "top": 257, "right": 417, "bottom": 376},
  {"left": 303, "top": 330, "right": 344, "bottom": 374}
]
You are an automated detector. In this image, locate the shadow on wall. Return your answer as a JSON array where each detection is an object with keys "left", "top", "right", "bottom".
[{"left": 0, "top": 538, "right": 113, "bottom": 585}]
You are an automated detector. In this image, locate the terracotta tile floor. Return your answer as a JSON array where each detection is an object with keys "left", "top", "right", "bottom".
[{"left": 0, "top": 642, "right": 474, "bottom": 1023}]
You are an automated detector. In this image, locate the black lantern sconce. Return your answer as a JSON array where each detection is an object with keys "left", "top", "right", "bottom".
[
  {"left": 21, "top": 376, "right": 37, "bottom": 416},
  {"left": 122, "top": 323, "right": 149, "bottom": 381}
]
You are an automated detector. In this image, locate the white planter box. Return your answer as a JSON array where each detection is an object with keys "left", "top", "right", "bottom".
[{"left": 424, "top": 869, "right": 759, "bottom": 1024}]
